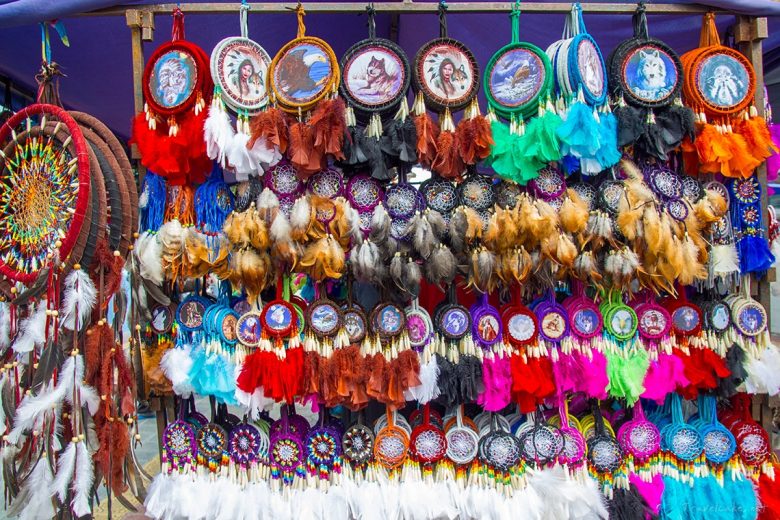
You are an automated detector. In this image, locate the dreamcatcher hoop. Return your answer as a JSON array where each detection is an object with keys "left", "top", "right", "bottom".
[{"left": 0, "top": 104, "right": 91, "bottom": 284}]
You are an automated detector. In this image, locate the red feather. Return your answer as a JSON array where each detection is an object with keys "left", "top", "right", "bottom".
[
  {"left": 288, "top": 121, "right": 315, "bottom": 179},
  {"left": 309, "top": 97, "right": 346, "bottom": 160},
  {"left": 414, "top": 113, "right": 439, "bottom": 167},
  {"left": 249, "top": 107, "right": 290, "bottom": 153},
  {"left": 432, "top": 129, "right": 464, "bottom": 180}
]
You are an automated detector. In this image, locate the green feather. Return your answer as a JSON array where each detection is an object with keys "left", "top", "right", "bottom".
[{"left": 606, "top": 347, "right": 649, "bottom": 405}]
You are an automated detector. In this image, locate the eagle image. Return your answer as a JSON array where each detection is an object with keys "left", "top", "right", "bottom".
[{"left": 277, "top": 48, "right": 328, "bottom": 94}]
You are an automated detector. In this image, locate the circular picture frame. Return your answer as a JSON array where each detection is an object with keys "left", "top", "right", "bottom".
[
  {"left": 143, "top": 41, "right": 207, "bottom": 116},
  {"left": 483, "top": 42, "right": 552, "bottom": 119},
  {"left": 268, "top": 37, "right": 339, "bottom": 113},
  {"left": 340, "top": 38, "right": 410, "bottom": 114},
  {"left": 413, "top": 38, "right": 479, "bottom": 112},
  {"left": 176, "top": 296, "right": 211, "bottom": 332},
  {"left": 210, "top": 36, "right": 272, "bottom": 114}
]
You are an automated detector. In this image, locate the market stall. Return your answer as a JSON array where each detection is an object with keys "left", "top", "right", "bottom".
[{"left": 1, "top": 1, "right": 780, "bottom": 519}]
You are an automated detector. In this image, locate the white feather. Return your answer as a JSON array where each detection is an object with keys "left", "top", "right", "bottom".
[
  {"left": 203, "top": 104, "right": 235, "bottom": 166},
  {"left": 51, "top": 441, "right": 77, "bottom": 501},
  {"left": 57, "top": 356, "right": 98, "bottom": 415},
  {"left": 7, "top": 455, "right": 55, "bottom": 520},
  {"left": 270, "top": 212, "right": 293, "bottom": 244},
  {"left": 404, "top": 355, "right": 440, "bottom": 404},
  {"left": 7, "top": 380, "right": 66, "bottom": 445},
  {"left": 290, "top": 197, "right": 312, "bottom": 234},
  {"left": 136, "top": 231, "right": 164, "bottom": 285},
  {"left": 12, "top": 301, "right": 48, "bottom": 354},
  {"left": 158, "top": 220, "right": 185, "bottom": 251},
  {"left": 257, "top": 187, "right": 280, "bottom": 213},
  {"left": 227, "top": 131, "right": 257, "bottom": 181},
  {"left": 144, "top": 472, "right": 174, "bottom": 519},
  {"left": 345, "top": 205, "right": 364, "bottom": 245},
  {"left": 71, "top": 441, "right": 94, "bottom": 516},
  {"left": 234, "top": 384, "right": 275, "bottom": 420},
  {"left": 711, "top": 243, "right": 740, "bottom": 277},
  {"left": 60, "top": 270, "right": 97, "bottom": 331},
  {"left": 745, "top": 342, "right": 780, "bottom": 396},
  {"left": 160, "top": 345, "right": 195, "bottom": 397},
  {"left": 0, "top": 302, "right": 10, "bottom": 350},
  {"left": 248, "top": 135, "right": 282, "bottom": 172}
]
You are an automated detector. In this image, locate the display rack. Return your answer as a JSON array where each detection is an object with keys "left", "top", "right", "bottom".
[{"left": 78, "top": 0, "right": 777, "bottom": 461}]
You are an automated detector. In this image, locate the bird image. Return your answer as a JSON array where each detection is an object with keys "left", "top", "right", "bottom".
[{"left": 277, "top": 47, "right": 329, "bottom": 95}]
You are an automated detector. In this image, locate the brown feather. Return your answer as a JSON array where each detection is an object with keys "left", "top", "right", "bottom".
[
  {"left": 308, "top": 97, "right": 346, "bottom": 160},
  {"left": 559, "top": 189, "right": 590, "bottom": 235},
  {"left": 248, "top": 106, "right": 289, "bottom": 153}
]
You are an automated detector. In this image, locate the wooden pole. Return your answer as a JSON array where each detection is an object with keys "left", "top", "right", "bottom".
[{"left": 736, "top": 16, "right": 776, "bottom": 433}]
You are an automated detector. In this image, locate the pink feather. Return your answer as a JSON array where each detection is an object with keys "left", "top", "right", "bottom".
[
  {"left": 552, "top": 352, "right": 583, "bottom": 395},
  {"left": 641, "top": 352, "right": 689, "bottom": 403},
  {"left": 577, "top": 350, "right": 609, "bottom": 399},
  {"left": 477, "top": 355, "right": 512, "bottom": 412},
  {"left": 630, "top": 474, "right": 664, "bottom": 517}
]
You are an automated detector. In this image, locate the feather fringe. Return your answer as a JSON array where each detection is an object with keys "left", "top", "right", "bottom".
[{"left": 71, "top": 440, "right": 94, "bottom": 516}]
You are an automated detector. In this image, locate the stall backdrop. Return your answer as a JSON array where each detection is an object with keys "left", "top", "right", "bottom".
[{"left": 1, "top": 0, "right": 780, "bottom": 139}]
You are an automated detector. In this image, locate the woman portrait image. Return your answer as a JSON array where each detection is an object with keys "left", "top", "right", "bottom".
[
  {"left": 232, "top": 58, "right": 263, "bottom": 100},
  {"left": 422, "top": 45, "right": 474, "bottom": 104}
]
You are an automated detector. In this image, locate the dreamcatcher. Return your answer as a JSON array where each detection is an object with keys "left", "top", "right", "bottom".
[
  {"left": 131, "top": 8, "right": 212, "bottom": 185},
  {"left": 205, "top": 2, "right": 279, "bottom": 180}
]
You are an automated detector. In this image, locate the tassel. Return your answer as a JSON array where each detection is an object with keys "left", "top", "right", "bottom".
[
  {"left": 556, "top": 90, "right": 600, "bottom": 171},
  {"left": 364, "top": 114, "right": 391, "bottom": 181},
  {"left": 432, "top": 110, "right": 464, "bottom": 180},
  {"left": 523, "top": 100, "right": 562, "bottom": 164},
  {"left": 288, "top": 119, "right": 318, "bottom": 179},
  {"left": 595, "top": 106, "right": 622, "bottom": 169},
  {"left": 606, "top": 347, "right": 649, "bottom": 405}
]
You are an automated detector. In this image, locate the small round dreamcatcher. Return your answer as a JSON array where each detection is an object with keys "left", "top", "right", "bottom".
[
  {"left": 308, "top": 165, "right": 344, "bottom": 199},
  {"left": 479, "top": 414, "right": 521, "bottom": 471},
  {"left": 445, "top": 406, "right": 479, "bottom": 465},
  {"left": 197, "top": 423, "right": 229, "bottom": 469},
  {"left": 162, "top": 419, "right": 196, "bottom": 471},
  {"left": 229, "top": 422, "right": 264, "bottom": 466},
  {"left": 374, "top": 409, "right": 410, "bottom": 470},
  {"left": 420, "top": 175, "right": 458, "bottom": 214},
  {"left": 342, "top": 420, "right": 374, "bottom": 466},
  {"left": 586, "top": 404, "right": 624, "bottom": 474},
  {"left": 458, "top": 174, "right": 494, "bottom": 211},
  {"left": 410, "top": 404, "right": 447, "bottom": 465},
  {"left": 617, "top": 401, "right": 660, "bottom": 464}
]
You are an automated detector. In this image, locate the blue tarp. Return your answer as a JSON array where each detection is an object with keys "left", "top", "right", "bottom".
[{"left": 1, "top": 0, "right": 779, "bottom": 137}]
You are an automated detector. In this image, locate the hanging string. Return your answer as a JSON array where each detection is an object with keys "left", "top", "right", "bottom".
[
  {"left": 633, "top": 2, "right": 648, "bottom": 40},
  {"left": 296, "top": 2, "right": 306, "bottom": 39},
  {"left": 36, "top": 21, "right": 68, "bottom": 106},
  {"left": 438, "top": 0, "right": 448, "bottom": 38},
  {"left": 366, "top": 3, "right": 376, "bottom": 40},
  {"left": 510, "top": 1, "right": 520, "bottom": 44},
  {"left": 240, "top": 0, "right": 249, "bottom": 39},
  {"left": 171, "top": 7, "right": 185, "bottom": 41}
]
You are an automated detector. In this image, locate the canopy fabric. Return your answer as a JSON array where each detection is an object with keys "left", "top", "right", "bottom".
[{"left": 1, "top": 0, "right": 779, "bottom": 138}]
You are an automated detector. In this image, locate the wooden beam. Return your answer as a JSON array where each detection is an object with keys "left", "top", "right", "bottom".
[{"left": 85, "top": 1, "right": 719, "bottom": 17}]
